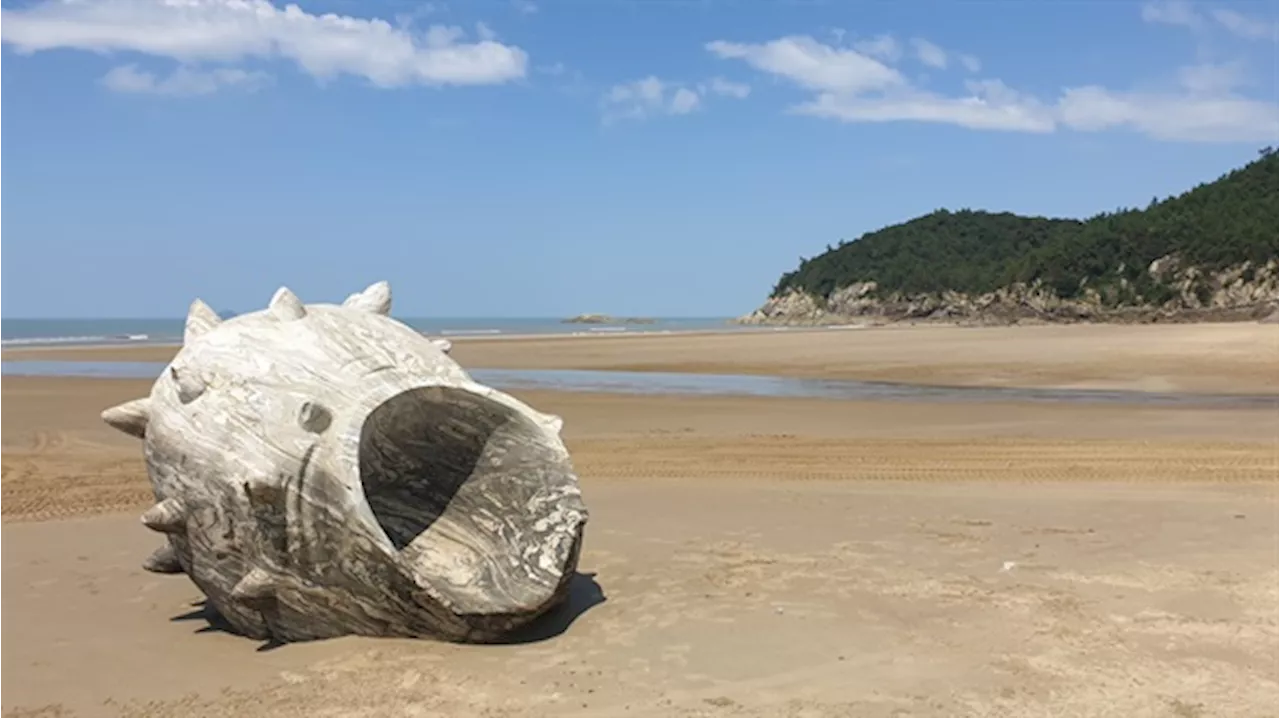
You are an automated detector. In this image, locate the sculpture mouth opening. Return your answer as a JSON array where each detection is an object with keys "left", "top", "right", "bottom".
[{"left": 358, "top": 386, "right": 549, "bottom": 551}]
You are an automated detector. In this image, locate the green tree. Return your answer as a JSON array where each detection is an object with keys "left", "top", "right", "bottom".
[{"left": 769, "top": 150, "right": 1279, "bottom": 305}]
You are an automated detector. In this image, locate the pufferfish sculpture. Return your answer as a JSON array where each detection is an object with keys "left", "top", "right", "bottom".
[{"left": 101, "top": 281, "right": 588, "bottom": 643}]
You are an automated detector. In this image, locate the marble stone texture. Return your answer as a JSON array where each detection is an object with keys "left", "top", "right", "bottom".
[{"left": 101, "top": 281, "right": 588, "bottom": 643}]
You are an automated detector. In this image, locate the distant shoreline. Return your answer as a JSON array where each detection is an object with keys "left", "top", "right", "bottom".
[
  {"left": 4, "top": 321, "right": 1275, "bottom": 398},
  {"left": 7, "top": 308, "right": 1275, "bottom": 352},
  {"left": 1, "top": 322, "right": 879, "bottom": 358},
  {"left": 0, "top": 316, "right": 741, "bottom": 350}
]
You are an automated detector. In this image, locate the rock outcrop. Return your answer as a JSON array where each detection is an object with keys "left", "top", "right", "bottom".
[
  {"left": 562, "top": 314, "right": 656, "bottom": 325},
  {"left": 739, "top": 258, "right": 1280, "bottom": 325}
]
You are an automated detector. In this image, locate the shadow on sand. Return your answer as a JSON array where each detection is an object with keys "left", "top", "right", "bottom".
[
  {"left": 169, "top": 571, "right": 606, "bottom": 652},
  {"left": 489, "top": 571, "right": 607, "bottom": 645}
]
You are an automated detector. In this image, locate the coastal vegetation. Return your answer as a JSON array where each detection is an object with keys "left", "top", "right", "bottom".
[{"left": 752, "top": 148, "right": 1278, "bottom": 323}]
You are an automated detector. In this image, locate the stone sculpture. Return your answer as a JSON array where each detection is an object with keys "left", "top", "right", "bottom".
[{"left": 101, "top": 281, "right": 588, "bottom": 643}]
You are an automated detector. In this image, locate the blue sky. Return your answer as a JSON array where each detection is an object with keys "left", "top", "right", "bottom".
[{"left": 2, "top": 0, "right": 1277, "bottom": 318}]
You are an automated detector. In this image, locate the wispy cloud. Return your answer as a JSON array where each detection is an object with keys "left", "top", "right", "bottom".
[
  {"left": 1141, "top": 0, "right": 1277, "bottom": 40},
  {"left": 602, "top": 76, "right": 698, "bottom": 123},
  {"left": 843, "top": 33, "right": 979, "bottom": 72},
  {"left": 102, "top": 64, "right": 270, "bottom": 96},
  {"left": 707, "top": 22, "right": 1277, "bottom": 143},
  {"left": 1140, "top": 0, "right": 1203, "bottom": 30},
  {"left": 851, "top": 34, "right": 900, "bottom": 63},
  {"left": 1209, "top": 7, "right": 1278, "bottom": 41},
  {"left": 909, "top": 38, "right": 948, "bottom": 69},
  {"left": 669, "top": 87, "right": 701, "bottom": 114},
  {"left": 796, "top": 78, "right": 1056, "bottom": 134},
  {"left": 705, "top": 76, "right": 751, "bottom": 99},
  {"left": 1055, "top": 83, "right": 1275, "bottom": 142},
  {"left": 707, "top": 36, "right": 903, "bottom": 95},
  {"left": 957, "top": 53, "right": 982, "bottom": 73},
  {"left": 0, "top": 0, "right": 529, "bottom": 90},
  {"left": 601, "top": 74, "right": 749, "bottom": 124},
  {"left": 1176, "top": 60, "right": 1248, "bottom": 94}
]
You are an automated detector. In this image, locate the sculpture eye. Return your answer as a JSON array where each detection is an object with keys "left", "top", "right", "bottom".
[{"left": 298, "top": 401, "right": 333, "bottom": 434}]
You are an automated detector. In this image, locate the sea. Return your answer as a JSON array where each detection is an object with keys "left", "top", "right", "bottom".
[{"left": 0, "top": 316, "right": 747, "bottom": 348}]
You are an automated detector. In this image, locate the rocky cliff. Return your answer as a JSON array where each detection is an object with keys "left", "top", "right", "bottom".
[{"left": 739, "top": 256, "right": 1280, "bottom": 325}]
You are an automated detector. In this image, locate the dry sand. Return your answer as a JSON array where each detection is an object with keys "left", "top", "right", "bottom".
[
  {"left": 9, "top": 321, "right": 1279, "bottom": 395},
  {"left": 3, "top": 325, "right": 1279, "bottom": 717}
]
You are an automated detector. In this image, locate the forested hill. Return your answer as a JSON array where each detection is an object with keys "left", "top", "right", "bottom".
[{"left": 746, "top": 148, "right": 1279, "bottom": 324}]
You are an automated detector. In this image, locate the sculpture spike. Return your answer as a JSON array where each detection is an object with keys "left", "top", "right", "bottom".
[
  {"left": 101, "top": 398, "right": 151, "bottom": 439},
  {"left": 231, "top": 568, "right": 277, "bottom": 607},
  {"left": 185, "top": 299, "right": 222, "bottom": 344},
  {"left": 341, "top": 280, "right": 392, "bottom": 315},
  {"left": 170, "top": 366, "right": 207, "bottom": 404},
  {"left": 544, "top": 414, "right": 565, "bottom": 434},
  {"left": 141, "top": 498, "right": 187, "bottom": 534},
  {"left": 142, "top": 543, "right": 184, "bottom": 574},
  {"left": 430, "top": 338, "right": 453, "bottom": 354},
  {"left": 268, "top": 287, "right": 307, "bottom": 321}
]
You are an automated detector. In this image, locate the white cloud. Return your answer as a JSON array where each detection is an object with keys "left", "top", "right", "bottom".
[
  {"left": 909, "top": 37, "right": 948, "bottom": 69},
  {"left": 1141, "top": 0, "right": 1277, "bottom": 41},
  {"left": 707, "top": 31, "right": 1277, "bottom": 143},
  {"left": 707, "top": 36, "right": 902, "bottom": 94},
  {"left": 707, "top": 76, "right": 751, "bottom": 98},
  {"left": 1176, "top": 61, "right": 1247, "bottom": 94},
  {"left": 0, "top": 0, "right": 528, "bottom": 89},
  {"left": 601, "top": 74, "right": 749, "bottom": 124},
  {"left": 393, "top": 2, "right": 445, "bottom": 28},
  {"left": 601, "top": 76, "right": 696, "bottom": 122},
  {"left": 1140, "top": 0, "right": 1203, "bottom": 29},
  {"left": 1057, "top": 85, "right": 1276, "bottom": 142},
  {"left": 669, "top": 87, "right": 701, "bottom": 114},
  {"left": 795, "top": 79, "right": 1056, "bottom": 133},
  {"left": 1210, "top": 8, "right": 1278, "bottom": 41},
  {"left": 512, "top": 0, "right": 538, "bottom": 15},
  {"left": 705, "top": 34, "right": 1049, "bottom": 133},
  {"left": 102, "top": 63, "right": 269, "bottom": 96},
  {"left": 851, "top": 34, "right": 900, "bottom": 62}
]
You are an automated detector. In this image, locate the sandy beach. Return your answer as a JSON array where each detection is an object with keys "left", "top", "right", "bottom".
[{"left": 3, "top": 325, "right": 1278, "bottom": 717}]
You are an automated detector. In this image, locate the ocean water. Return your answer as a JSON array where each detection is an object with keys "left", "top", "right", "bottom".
[
  {"left": 3, "top": 361, "right": 1274, "bottom": 409},
  {"left": 1, "top": 316, "right": 742, "bottom": 347}
]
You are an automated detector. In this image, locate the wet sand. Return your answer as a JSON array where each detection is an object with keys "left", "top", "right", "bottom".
[
  {"left": 8, "top": 321, "right": 1278, "bottom": 394},
  {"left": 4, "top": 376, "right": 1275, "bottom": 524},
  {"left": 3, "top": 326, "right": 1279, "bottom": 716}
]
